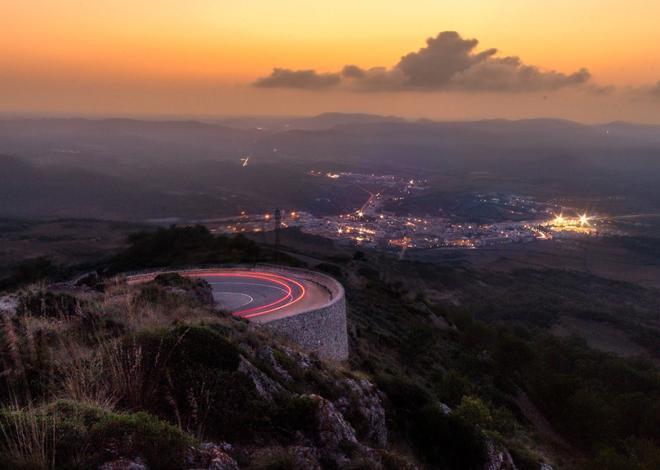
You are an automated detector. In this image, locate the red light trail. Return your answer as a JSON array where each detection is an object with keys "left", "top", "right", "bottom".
[{"left": 127, "top": 270, "right": 307, "bottom": 319}]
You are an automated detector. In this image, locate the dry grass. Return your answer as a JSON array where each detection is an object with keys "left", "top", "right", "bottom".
[
  {"left": 99, "top": 282, "right": 220, "bottom": 331},
  {"left": 0, "top": 284, "right": 174, "bottom": 409},
  {"left": 0, "top": 403, "right": 56, "bottom": 469},
  {"left": 59, "top": 338, "right": 117, "bottom": 409},
  {"left": 0, "top": 280, "right": 234, "bottom": 451}
]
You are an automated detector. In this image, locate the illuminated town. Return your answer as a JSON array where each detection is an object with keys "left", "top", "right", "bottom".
[{"left": 205, "top": 171, "right": 608, "bottom": 250}]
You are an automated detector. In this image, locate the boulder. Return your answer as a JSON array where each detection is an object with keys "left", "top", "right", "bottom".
[{"left": 186, "top": 442, "right": 239, "bottom": 470}]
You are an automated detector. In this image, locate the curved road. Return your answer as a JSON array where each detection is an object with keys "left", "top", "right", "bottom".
[{"left": 127, "top": 269, "right": 332, "bottom": 323}]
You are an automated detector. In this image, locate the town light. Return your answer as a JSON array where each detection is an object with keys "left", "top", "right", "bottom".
[{"left": 579, "top": 213, "right": 590, "bottom": 226}]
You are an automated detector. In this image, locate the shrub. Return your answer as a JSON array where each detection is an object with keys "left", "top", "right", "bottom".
[
  {"left": 411, "top": 404, "right": 486, "bottom": 469},
  {"left": 317, "top": 263, "right": 342, "bottom": 278},
  {"left": 0, "top": 317, "right": 57, "bottom": 405},
  {"left": 0, "top": 400, "right": 193, "bottom": 470},
  {"left": 89, "top": 409, "right": 192, "bottom": 469},
  {"left": 109, "top": 225, "right": 261, "bottom": 271},
  {"left": 274, "top": 395, "right": 319, "bottom": 438},
  {"left": 0, "top": 257, "right": 63, "bottom": 291},
  {"left": 136, "top": 324, "right": 240, "bottom": 374},
  {"left": 433, "top": 369, "right": 472, "bottom": 407},
  {"left": 16, "top": 290, "right": 83, "bottom": 318},
  {"left": 0, "top": 406, "right": 54, "bottom": 469},
  {"left": 377, "top": 375, "right": 431, "bottom": 417},
  {"left": 453, "top": 395, "right": 492, "bottom": 429},
  {"left": 133, "top": 274, "right": 214, "bottom": 309},
  {"left": 131, "top": 326, "right": 273, "bottom": 440}
]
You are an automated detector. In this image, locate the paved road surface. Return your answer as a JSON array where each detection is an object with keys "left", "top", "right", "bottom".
[{"left": 127, "top": 269, "right": 332, "bottom": 323}]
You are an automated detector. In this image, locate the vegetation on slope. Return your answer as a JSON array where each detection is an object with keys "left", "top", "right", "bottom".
[
  {"left": 1, "top": 225, "right": 659, "bottom": 469},
  {"left": 341, "top": 253, "right": 660, "bottom": 469}
]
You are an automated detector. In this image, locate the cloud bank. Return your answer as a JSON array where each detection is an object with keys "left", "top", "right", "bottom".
[
  {"left": 254, "top": 68, "right": 341, "bottom": 89},
  {"left": 255, "top": 31, "right": 591, "bottom": 93}
]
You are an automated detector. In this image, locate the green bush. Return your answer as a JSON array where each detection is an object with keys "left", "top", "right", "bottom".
[
  {"left": 453, "top": 395, "right": 492, "bottom": 429},
  {"left": 89, "top": 409, "right": 192, "bottom": 469},
  {"left": 133, "top": 325, "right": 274, "bottom": 441},
  {"left": 0, "top": 400, "right": 193, "bottom": 470}
]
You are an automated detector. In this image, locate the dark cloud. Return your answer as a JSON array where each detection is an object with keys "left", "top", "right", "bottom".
[
  {"left": 254, "top": 68, "right": 341, "bottom": 89},
  {"left": 255, "top": 31, "right": 593, "bottom": 93},
  {"left": 341, "top": 65, "right": 366, "bottom": 78},
  {"left": 396, "top": 31, "right": 498, "bottom": 88}
]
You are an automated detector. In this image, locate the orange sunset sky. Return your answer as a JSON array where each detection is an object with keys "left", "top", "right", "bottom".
[{"left": 3, "top": 0, "right": 660, "bottom": 122}]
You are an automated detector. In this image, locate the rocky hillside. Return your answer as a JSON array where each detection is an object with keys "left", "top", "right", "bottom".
[
  {"left": 1, "top": 226, "right": 658, "bottom": 469},
  {"left": 0, "top": 274, "right": 408, "bottom": 469}
]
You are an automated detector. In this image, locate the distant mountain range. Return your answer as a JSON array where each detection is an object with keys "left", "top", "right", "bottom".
[{"left": 1, "top": 113, "right": 660, "bottom": 220}]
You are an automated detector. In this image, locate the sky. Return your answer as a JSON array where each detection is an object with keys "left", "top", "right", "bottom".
[{"left": 2, "top": 0, "right": 660, "bottom": 122}]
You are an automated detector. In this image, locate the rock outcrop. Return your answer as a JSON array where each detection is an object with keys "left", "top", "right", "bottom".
[
  {"left": 334, "top": 377, "right": 388, "bottom": 447},
  {"left": 257, "top": 345, "right": 293, "bottom": 382},
  {"left": 186, "top": 442, "right": 239, "bottom": 470},
  {"left": 484, "top": 440, "right": 518, "bottom": 470},
  {"left": 238, "top": 356, "right": 284, "bottom": 400}
]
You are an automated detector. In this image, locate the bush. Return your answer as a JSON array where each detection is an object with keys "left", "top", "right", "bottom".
[
  {"left": 90, "top": 409, "right": 192, "bottom": 469},
  {"left": 16, "top": 289, "right": 83, "bottom": 318},
  {"left": 110, "top": 225, "right": 261, "bottom": 271},
  {"left": 0, "top": 317, "right": 57, "bottom": 404},
  {"left": 453, "top": 395, "right": 492, "bottom": 429},
  {"left": 137, "top": 324, "right": 240, "bottom": 374},
  {"left": 377, "top": 375, "right": 486, "bottom": 469},
  {"left": 433, "top": 369, "right": 472, "bottom": 407},
  {"left": 0, "top": 257, "right": 63, "bottom": 291},
  {"left": 274, "top": 395, "right": 319, "bottom": 438},
  {"left": 132, "top": 325, "right": 273, "bottom": 441},
  {"left": 317, "top": 263, "right": 342, "bottom": 278},
  {"left": 0, "top": 400, "right": 193, "bottom": 470},
  {"left": 411, "top": 404, "right": 486, "bottom": 469},
  {"left": 377, "top": 375, "right": 431, "bottom": 417}
]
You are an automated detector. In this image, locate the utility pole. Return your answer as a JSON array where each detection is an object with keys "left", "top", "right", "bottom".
[
  {"left": 274, "top": 208, "right": 281, "bottom": 259},
  {"left": 261, "top": 216, "right": 267, "bottom": 244}
]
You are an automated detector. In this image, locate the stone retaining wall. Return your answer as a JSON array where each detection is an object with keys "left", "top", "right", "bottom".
[
  {"left": 263, "top": 281, "right": 348, "bottom": 361},
  {"left": 243, "top": 265, "right": 348, "bottom": 361}
]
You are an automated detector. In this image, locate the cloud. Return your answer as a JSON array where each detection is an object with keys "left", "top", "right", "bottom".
[
  {"left": 254, "top": 68, "right": 341, "bottom": 89},
  {"left": 649, "top": 81, "right": 660, "bottom": 97},
  {"left": 341, "top": 65, "right": 366, "bottom": 79},
  {"left": 625, "top": 81, "right": 660, "bottom": 101},
  {"left": 254, "top": 31, "right": 592, "bottom": 93}
]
